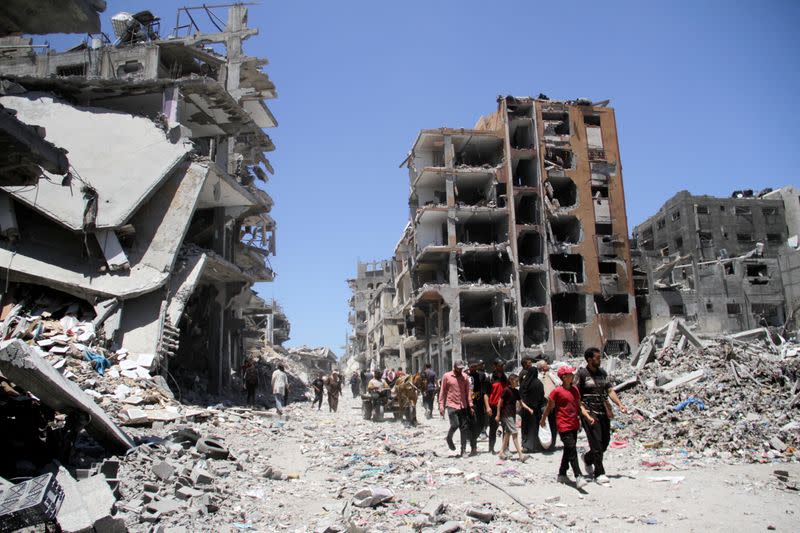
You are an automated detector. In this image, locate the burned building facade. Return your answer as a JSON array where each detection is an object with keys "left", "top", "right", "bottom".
[
  {"left": 0, "top": 4, "right": 280, "bottom": 394},
  {"left": 632, "top": 187, "right": 800, "bottom": 335},
  {"left": 348, "top": 95, "right": 639, "bottom": 372}
]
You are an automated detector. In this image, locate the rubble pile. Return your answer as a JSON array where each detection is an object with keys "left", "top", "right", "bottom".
[
  {"left": 1, "top": 289, "right": 112, "bottom": 362},
  {"left": 614, "top": 323, "right": 800, "bottom": 463}
]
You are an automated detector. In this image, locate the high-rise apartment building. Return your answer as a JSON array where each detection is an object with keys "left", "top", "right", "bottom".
[{"left": 347, "top": 95, "right": 639, "bottom": 372}]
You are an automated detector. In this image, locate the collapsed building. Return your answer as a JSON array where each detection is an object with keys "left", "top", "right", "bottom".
[
  {"left": 347, "top": 96, "right": 640, "bottom": 373},
  {"left": 632, "top": 187, "right": 800, "bottom": 336},
  {"left": 0, "top": 3, "right": 281, "bottom": 394}
]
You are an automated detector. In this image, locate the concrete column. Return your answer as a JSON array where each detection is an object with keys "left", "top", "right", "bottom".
[
  {"left": 445, "top": 175, "right": 455, "bottom": 207},
  {"left": 212, "top": 207, "right": 226, "bottom": 256},
  {"left": 444, "top": 135, "right": 454, "bottom": 168},
  {"left": 448, "top": 252, "right": 458, "bottom": 287}
]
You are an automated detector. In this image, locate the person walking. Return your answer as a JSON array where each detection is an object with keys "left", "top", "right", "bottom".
[
  {"left": 518, "top": 356, "right": 545, "bottom": 452},
  {"left": 439, "top": 360, "right": 475, "bottom": 457},
  {"left": 485, "top": 359, "right": 508, "bottom": 454},
  {"left": 359, "top": 369, "right": 368, "bottom": 395},
  {"left": 311, "top": 372, "right": 324, "bottom": 410},
  {"left": 537, "top": 359, "right": 558, "bottom": 449},
  {"left": 467, "top": 360, "right": 489, "bottom": 450},
  {"left": 350, "top": 372, "right": 361, "bottom": 398},
  {"left": 422, "top": 363, "right": 437, "bottom": 419},
  {"left": 495, "top": 373, "right": 527, "bottom": 462},
  {"left": 326, "top": 370, "right": 343, "bottom": 412},
  {"left": 540, "top": 366, "right": 591, "bottom": 488},
  {"left": 243, "top": 359, "right": 259, "bottom": 407},
  {"left": 271, "top": 363, "right": 288, "bottom": 415},
  {"left": 576, "top": 347, "right": 628, "bottom": 485}
]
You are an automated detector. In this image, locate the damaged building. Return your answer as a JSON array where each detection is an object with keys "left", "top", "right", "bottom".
[
  {"left": 0, "top": 3, "right": 281, "bottom": 394},
  {"left": 632, "top": 187, "right": 800, "bottom": 335},
  {"left": 348, "top": 95, "right": 639, "bottom": 372},
  {"left": 346, "top": 260, "right": 395, "bottom": 369}
]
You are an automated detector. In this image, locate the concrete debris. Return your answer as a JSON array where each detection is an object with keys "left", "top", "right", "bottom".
[
  {"left": 612, "top": 331, "right": 800, "bottom": 461},
  {"left": 0, "top": 339, "right": 134, "bottom": 453}
]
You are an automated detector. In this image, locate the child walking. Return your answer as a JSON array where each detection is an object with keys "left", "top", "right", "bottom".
[
  {"left": 495, "top": 373, "right": 527, "bottom": 462},
  {"left": 540, "top": 366, "right": 593, "bottom": 488}
]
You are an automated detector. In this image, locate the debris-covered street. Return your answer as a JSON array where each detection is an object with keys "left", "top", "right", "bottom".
[{"left": 110, "top": 392, "right": 800, "bottom": 533}]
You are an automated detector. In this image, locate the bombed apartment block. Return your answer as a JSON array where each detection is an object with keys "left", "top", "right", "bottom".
[
  {"left": 632, "top": 187, "right": 800, "bottom": 335},
  {"left": 346, "top": 260, "right": 394, "bottom": 369},
  {"left": 0, "top": 4, "right": 279, "bottom": 394},
  {"left": 346, "top": 95, "right": 638, "bottom": 372},
  {"left": 632, "top": 189, "right": 794, "bottom": 260}
]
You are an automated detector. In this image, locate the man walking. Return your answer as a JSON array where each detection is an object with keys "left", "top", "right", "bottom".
[
  {"left": 422, "top": 363, "right": 437, "bottom": 419},
  {"left": 326, "top": 370, "right": 343, "bottom": 412},
  {"left": 271, "top": 363, "right": 288, "bottom": 415},
  {"left": 518, "top": 356, "right": 544, "bottom": 452},
  {"left": 576, "top": 347, "right": 628, "bottom": 485},
  {"left": 439, "top": 360, "right": 475, "bottom": 457},
  {"left": 242, "top": 359, "right": 259, "bottom": 407},
  {"left": 485, "top": 359, "right": 508, "bottom": 454},
  {"left": 350, "top": 372, "right": 361, "bottom": 398},
  {"left": 311, "top": 372, "right": 324, "bottom": 410},
  {"left": 467, "top": 360, "right": 488, "bottom": 450}
]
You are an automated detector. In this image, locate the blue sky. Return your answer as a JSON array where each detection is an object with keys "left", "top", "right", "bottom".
[{"left": 40, "top": 1, "right": 800, "bottom": 355}]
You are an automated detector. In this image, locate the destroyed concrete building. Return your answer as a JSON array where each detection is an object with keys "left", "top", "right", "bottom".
[
  {"left": 0, "top": 4, "right": 280, "bottom": 394},
  {"left": 346, "top": 260, "right": 395, "bottom": 369},
  {"left": 348, "top": 96, "right": 640, "bottom": 372},
  {"left": 632, "top": 187, "right": 800, "bottom": 335}
]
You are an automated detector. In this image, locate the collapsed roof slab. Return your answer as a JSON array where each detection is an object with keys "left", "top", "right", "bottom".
[
  {"left": 0, "top": 161, "right": 209, "bottom": 300},
  {"left": 0, "top": 94, "right": 192, "bottom": 231},
  {"left": 0, "top": 104, "right": 68, "bottom": 185},
  {"left": 0, "top": 339, "right": 133, "bottom": 453}
]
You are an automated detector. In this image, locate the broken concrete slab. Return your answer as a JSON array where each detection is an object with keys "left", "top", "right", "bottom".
[
  {"left": 0, "top": 94, "right": 192, "bottom": 231},
  {"left": 658, "top": 369, "right": 706, "bottom": 392},
  {"left": 55, "top": 468, "right": 116, "bottom": 533},
  {"left": 675, "top": 320, "right": 705, "bottom": 348},
  {"left": 190, "top": 468, "right": 214, "bottom": 486},
  {"left": 146, "top": 497, "right": 184, "bottom": 517},
  {"left": 152, "top": 461, "right": 176, "bottom": 481},
  {"left": 0, "top": 339, "right": 133, "bottom": 452}
]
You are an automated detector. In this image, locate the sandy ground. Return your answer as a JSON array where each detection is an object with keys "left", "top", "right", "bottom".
[{"left": 198, "top": 392, "right": 800, "bottom": 532}]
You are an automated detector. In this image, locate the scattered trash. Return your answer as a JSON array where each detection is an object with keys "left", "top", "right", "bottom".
[
  {"left": 352, "top": 487, "right": 394, "bottom": 508},
  {"left": 646, "top": 476, "right": 685, "bottom": 484},
  {"left": 673, "top": 396, "right": 705, "bottom": 412}
]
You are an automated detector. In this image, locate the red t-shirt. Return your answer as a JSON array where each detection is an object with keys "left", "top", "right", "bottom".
[
  {"left": 549, "top": 385, "right": 581, "bottom": 433},
  {"left": 488, "top": 381, "right": 507, "bottom": 407}
]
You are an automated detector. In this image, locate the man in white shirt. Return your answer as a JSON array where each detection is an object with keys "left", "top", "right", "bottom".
[{"left": 271, "top": 363, "right": 288, "bottom": 415}]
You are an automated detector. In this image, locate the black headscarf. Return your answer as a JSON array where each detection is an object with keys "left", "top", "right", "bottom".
[{"left": 519, "top": 365, "right": 544, "bottom": 409}]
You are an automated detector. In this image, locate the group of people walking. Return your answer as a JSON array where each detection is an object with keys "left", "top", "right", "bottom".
[{"left": 438, "top": 347, "right": 627, "bottom": 487}]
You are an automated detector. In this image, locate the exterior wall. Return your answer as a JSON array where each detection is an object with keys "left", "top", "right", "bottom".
[
  {"left": 503, "top": 98, "right": 638, "bottom": 359},
  {"left": 763, "top": 186, "right": 800, "bottom": 246},
  {"left": 637, "top": 253, "right": 785, "bottom": 334},
  {"left": 779, "top": 250, "right": 800, "bottom": 329},
  {"left": 633, "top": 191, "right": 787, "bottom": 260}
]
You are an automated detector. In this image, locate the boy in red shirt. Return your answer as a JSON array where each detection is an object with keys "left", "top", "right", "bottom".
[{"left": 540, "top": 365, "right": 594, "bottom": 488}]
